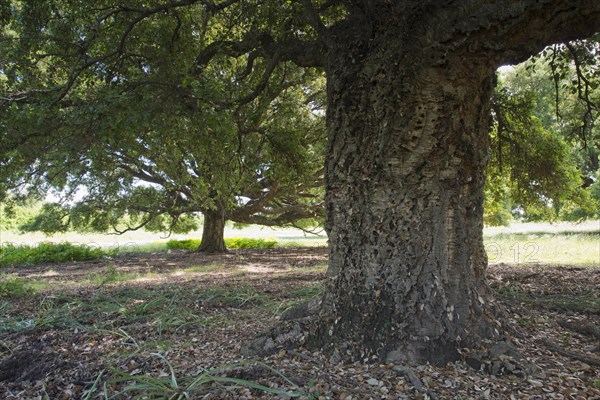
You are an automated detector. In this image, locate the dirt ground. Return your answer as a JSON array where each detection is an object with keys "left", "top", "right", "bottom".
[{"left": 1, "top": 248, "right": 599, "bottom": 399}]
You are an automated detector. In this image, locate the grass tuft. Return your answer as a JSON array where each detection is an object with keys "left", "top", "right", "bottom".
[
  {"left": 0, "top": 274, "right": 34, "bottom": 298},
  {"left": 94, "top": 356, "right": 301, "bottom": 399}
]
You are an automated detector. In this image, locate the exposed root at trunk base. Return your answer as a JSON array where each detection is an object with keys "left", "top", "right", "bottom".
[
  {"left": 242, "top": 299, "right": 534, "bottom": 382},
  {"left": 240, "top": 319, "right": 313, "bottom": 358},
  {"left": 241, "top": 298, "right": 319, "bottom": 357},
  {"left": 464, "top": 340, "right": 538, "bottom": 377}
]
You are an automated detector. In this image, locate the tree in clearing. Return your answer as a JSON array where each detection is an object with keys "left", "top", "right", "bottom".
[
  {"left": 1, "top": 0, "right": 599, "bottom": 365},
  {"left": 0, "top": 2, "right": 326, "bottom": 253}
]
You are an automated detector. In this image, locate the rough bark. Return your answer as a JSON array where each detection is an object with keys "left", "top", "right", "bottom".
[
  {"left": 310, "top": 0, "right": 600, "bottom": 365},
  {"left": 198, "top": 206, "right": 227, "bottom": 253}
]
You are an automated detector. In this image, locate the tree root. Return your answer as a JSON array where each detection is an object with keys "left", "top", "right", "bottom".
[
  {"left": 464, "top": 341, "right": 537, "bottom": 377},
  {"left": 557, "top": 319, "right": 600, "bottom": 340},
  {"left": 538, "top": 339, "right": 600, "bottom": 367}
]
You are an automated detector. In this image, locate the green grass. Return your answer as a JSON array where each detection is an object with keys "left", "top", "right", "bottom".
[
  {"left": 0, "top": 242, "right": 110, "bottom": 267},
  {"left": 0, "top": 283, "right": 277, "bottom": 336},
  {"left": 289, "top": 262, "right": 328, "bottom": 273},
  {"left": 25, "top": 280, "right": 53, "bottom": 292},
  {"left": 287, "top": 283, "right": 323, "bottom": 299},
  {"left": 115, "top": 242, "right": 169, "bottom": 253},
  {"left": 0, "top": 286, "right": 208, "bottom": 336},
  {"left": 0, "top": 274, "right": 34, "bottom": 298},
  {"left": 201, "top": 285, "right": 266, "bottom": 308},
  {"left": 84, "top": 358, "right": 301, "bottom": 400},
  {"left": 484, "top": 232, "right": 599, "bottom": 265}
]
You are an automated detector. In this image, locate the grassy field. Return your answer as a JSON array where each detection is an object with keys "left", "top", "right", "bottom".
[
  {"left": 482, "top": 220, "right": 599, "bottom": 265},
  {"left": 1, "top": 220, "right": 598, "bottom": 265}
]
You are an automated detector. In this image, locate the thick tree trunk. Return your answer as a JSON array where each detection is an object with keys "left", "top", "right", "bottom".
[
  {"left": 198, "top": 206, "right": 227, "bottom": 253},
  {"left": 242, "top": 0, "right": 600, "bottom": 366},
  {"left": 314, "top": 21, "right": 502, "bottom": 365}
]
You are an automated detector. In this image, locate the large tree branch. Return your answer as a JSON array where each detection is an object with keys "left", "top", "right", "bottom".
[
  {"left": 436, "top": 0, "right": 600, "bottom": 66},
  {"left": 229, "top": 201, "right": 324, "bottom": 227}
]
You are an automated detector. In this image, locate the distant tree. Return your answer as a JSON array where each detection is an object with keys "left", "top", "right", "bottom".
[
  {"left": 0, "top": 1, "right": 326, "bottom": 252},
  {"left": 484, "top": 41, "right": 599, "bottom": 225},
  {"left": 485, "top": 78, "right": 595, "bottom": 224}
]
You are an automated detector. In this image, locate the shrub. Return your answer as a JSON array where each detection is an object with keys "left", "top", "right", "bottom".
[
  {"left": 0, "top": 242, "right": 108, "bottom": 267},
  {"left": 166, "top": 237, "right": 277, "bottom": 251},
  {"left": 166, "top": 239, "right": 202, "bottom": 251},
  {"left": 226, "top": 237, "right": 277, "bottom": 249}
]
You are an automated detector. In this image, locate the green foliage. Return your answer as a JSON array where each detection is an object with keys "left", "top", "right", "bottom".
[
  {"left": 166, "top": 237, "right": 277, "bottom": 251},
  {"left": 0, "top": 274, "right": 33, "bottom": 298},
  {"left": 559, "top": 169, "right": 600, "bottom": 220},
  {"left": 0, "top": 198, "right": 43, "bottom": 232},
  {"left": 226, "top": 237, "right": 277, "bottom": 249},
  {"left": 486, "top": 66, "right": 597, "bottom": 223},
  {"left": 18, "top": 202, "right": 70, "bottom": 233},
  {"left": 165, "top": 239, "right": 202, "bottom": 251},
  {"left": 0, "top": 242, "right": 108, "bottom": 267}
]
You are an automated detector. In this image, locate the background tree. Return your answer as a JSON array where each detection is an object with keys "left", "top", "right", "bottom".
[
  {"left": 0, "top": 0, "right": 326, "bottom": 252},
  {"left": 484, "top": 41, "right": 599, "bottom": 225},
  {"left": 1, "top": 0, "right": 599, "bottom": 365}
]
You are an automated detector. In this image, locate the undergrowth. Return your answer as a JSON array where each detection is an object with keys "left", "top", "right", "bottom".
[
  {"left": 0, "top": 242, "right": 110, "bottom": 267},
  {"left": 166, "top": 237, "right": 277, "bottom": 251}
]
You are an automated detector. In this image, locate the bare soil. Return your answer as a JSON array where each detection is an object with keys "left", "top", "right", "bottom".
[{"left": 1, "top": 248, "right": 599, "bottom": 399}]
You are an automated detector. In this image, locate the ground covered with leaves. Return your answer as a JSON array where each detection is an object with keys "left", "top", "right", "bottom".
[{"left": 1, "top": 247, "right": 599, "bottom": 399}]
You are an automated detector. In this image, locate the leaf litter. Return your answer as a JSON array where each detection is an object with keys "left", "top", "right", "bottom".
[{"left": 0, "top": 249, "right": 599, "bottom": 399}]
